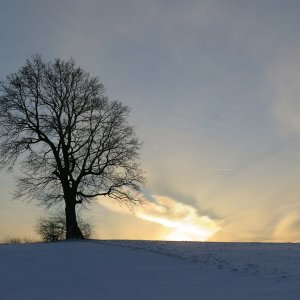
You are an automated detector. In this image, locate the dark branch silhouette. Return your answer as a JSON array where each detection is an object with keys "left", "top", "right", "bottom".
[{"left": 0, "top": 55, "right": 145, "bottom": 239}]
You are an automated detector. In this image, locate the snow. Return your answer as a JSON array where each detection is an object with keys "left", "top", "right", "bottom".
[
  {"left": 103, "top": 240, "right": 300, "bottom": 280},
  {"left": 0, "top": 240, "right": 299, "bottom": 299}
]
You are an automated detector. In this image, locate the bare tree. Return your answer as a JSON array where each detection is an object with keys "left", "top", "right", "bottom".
[
  {"left": 0, "top": 55, "right": 145, "bottom": 239},
  {"left": 35, "top": 211, "right": 92, "bottom": 242}
]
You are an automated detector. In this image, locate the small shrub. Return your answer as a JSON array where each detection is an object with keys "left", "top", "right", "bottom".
[
  {"left": 35, "top": 212, "right": 92, "bottom": 242},
  {"left": 4, "top": 237, "right": 22, "bottom": 244},
  {"left": 22, "top": 237, "right": 36, "bottom": 243}
]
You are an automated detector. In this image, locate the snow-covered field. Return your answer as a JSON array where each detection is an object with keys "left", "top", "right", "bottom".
[{"left": 0, "top": 240, "right": 299, "bottom": 299}]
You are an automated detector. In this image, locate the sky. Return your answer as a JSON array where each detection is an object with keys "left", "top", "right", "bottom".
[{"left": 1, "top": 0, "right": 300, "bottom": 242}]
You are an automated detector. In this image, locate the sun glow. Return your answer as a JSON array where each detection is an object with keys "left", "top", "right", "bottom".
[
  {"left": 138, "top": 213, "right": 218, "bottom": 241},
  {"left": 164, "top": 230, "right": 204, "bottom": 242},
  {"left": 97, "top": 194, "right": 220, "bottom": 242}
]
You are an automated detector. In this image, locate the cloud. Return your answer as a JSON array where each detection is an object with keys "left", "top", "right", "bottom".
[
  {"left": 97, "top": 195, "right": 220, "bottom": 241},
  {"left": 272, "top": 214, "right": 300, "bottom": 242},
  {"left": 269, "top": 49, "right": 300, "bottom": 134}
]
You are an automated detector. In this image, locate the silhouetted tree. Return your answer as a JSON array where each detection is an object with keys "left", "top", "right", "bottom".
[
  {"left": 35, "top": 212, "right": 92, "bottom": 242},
  {"left": 0, "top": 55, "right": 145, "bottom": 239}
]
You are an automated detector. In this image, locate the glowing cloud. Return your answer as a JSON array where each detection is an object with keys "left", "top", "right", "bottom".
[
  {"left": 272, "top": 214, "right": 300, "bottom": 242},
  {"left": 97, "top": 195, "right": 220, "bottom": 241}
]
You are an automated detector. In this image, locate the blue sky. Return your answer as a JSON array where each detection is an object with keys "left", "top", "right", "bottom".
[{"left": 1, "top": 0, "right": 300, "bottom": 241}]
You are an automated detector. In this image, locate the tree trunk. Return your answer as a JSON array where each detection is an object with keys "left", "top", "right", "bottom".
[{"left": 65, "top": 201, "right": 84, "bottom": 240}]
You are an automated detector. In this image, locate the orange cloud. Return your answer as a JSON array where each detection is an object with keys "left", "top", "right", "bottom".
[
  {"left": 272, "top": 214, "right": 300, "bottom": 242},
  {"left": 97, "top": 195, "right": 220, "bottom": 241}
]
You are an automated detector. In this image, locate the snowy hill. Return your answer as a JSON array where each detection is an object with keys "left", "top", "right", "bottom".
[{"left": 0, "top": 240, "right": 299, "bottom": 300}]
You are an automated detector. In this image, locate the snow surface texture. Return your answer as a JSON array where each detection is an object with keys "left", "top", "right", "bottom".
[
  {"left": 102, "top": 240, "right": 300, "bottom": 281},
  {"left": 0, "top": 241, "right": 299, "bottom": 300}
]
